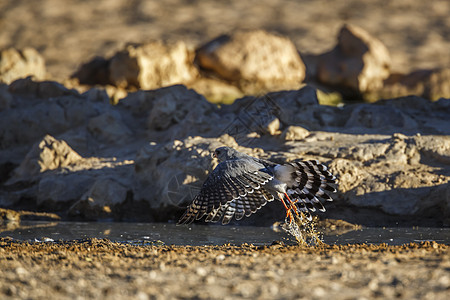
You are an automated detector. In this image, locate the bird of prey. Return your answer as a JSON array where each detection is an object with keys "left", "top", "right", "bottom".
[{"left": 177, "top": 146, "right": 337, "bottom": 225}]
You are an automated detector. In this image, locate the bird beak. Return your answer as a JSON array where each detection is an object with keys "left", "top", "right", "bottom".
[{"left": 212, "top": 151, "right": 217, "bottom": 158}]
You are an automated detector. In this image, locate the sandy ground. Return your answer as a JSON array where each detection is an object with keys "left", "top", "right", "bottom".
[
  {"left": 0, "top": 0, "right": 449, "bottom": 80},
  {"left": 0, "top": 238, "right": 449, "bottom": 299},
  {"left": 1, "top": 2, "right": 450, "bottom": 299}
]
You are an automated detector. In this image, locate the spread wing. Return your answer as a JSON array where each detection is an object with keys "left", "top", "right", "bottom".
[{"left": 177, "top": 159, "right": 274, "bottom": 225}]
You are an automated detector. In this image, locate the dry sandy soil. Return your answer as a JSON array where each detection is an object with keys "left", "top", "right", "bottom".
[
  {"left": 0, "top": 238, "right": 449, "bottom": 299},
  {"left": 1, "top": 2, "right": 449, "bottom": 299},
  {"left": 1, "top": 0, "right": 449, "bottom": 80}
]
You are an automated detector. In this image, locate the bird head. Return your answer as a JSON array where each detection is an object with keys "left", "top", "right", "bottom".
[{"left": 212, "top": 147, "right": 240, "bottom": 162}]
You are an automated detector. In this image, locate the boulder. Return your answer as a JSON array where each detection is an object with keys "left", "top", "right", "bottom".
[
  {"left": 0, "top": 78, "right": 113, "bottom": 156},
  {"left": 8, "top": 77, "right": 77, "bottom": 98},
  {"left": 10, "top": 135, "right": 82, "bottom": 180},
  {"left": 316, "top": 24, "right": 391, "bottom": 93},
  {"left": 71, "top": 56, "right": 111, "bottom": 86},
  {"left": 87, "top": 110, "right": 133, "bottom": 144},
  {"left": 186, "top": 77, "right": 244, "bottom": 104},
  {"left": 220, "top": 86, "right": 324, "bottom": 136},
  {"left": 379, "top": 68, "right": 450, "bottom": 101},
  {"left": 68, "top": 178, "right": 129, "bottom": 220},
  {"left": 344, "top": 104, "right": 417, "bottom": 132},
  {"left": 196, "top": 30, "right": 305, "bottom": 93},
  {"left": 0, "top": 83, "right": 13, "bottom": 111},
  {"left": 0, "top": 47, "right": 46, "bottom": 84},
  {"left": 120, "top": 85, "right": 221, "bottom": 141},
  {"left": 108, "top": 41, "right": 197, "bottom": 89},
  {"left": 326, "top": 134, "right": 449, "bottom": 217},
  {"left": 36, "top": 173, "right": 93, "bottom": 207},
  {"left": 281, "top": 126, "right": 310, "bottom": 141}
]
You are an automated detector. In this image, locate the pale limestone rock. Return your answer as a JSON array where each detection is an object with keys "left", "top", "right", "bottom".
[
  {"left": 282, "top": 126, "right": 310, "bottom": 141},
  {"left": 0, "top": 47, "right": 46, "bottom": 84},
  {"left": 109, "top": 41, "right": 197, "bottom": 89},
  {"left": 187, "top": 77, "right": 244, "bottom": 104},
  {"left": 11, "top": 135, "right": 82, "bottom": 179},
  {"left": 264, "top": 117, "right": 281, "bottom": 135},
  {"left": 380, "top": 68, "right": 450, "bottom": 101},
  {"left": 196, "top": 30, "right": 305, "bottom": 93},
  {"left": 317, "top": 24, "right": 391, "bottom": 93},
  {"left": 143, "top": 85, "right": 220, "bottom": 139}
]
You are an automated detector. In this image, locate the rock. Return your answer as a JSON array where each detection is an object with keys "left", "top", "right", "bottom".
[
  {"left": 108, "top": 41, "right": 197, "bottom": 89},
  {"left": 123, "top": 85, "right": 220, "bottom": 140},
  {"left": 374, "top": 96, "right": 450, "bottom": 135},
  {"left": 0, "top": 208, "right": 20, "bottom": 223},
  {"left": 0, "top": 83, "right": 13, "bottom": 111},
  {"left": 220, "top": 86, "right": 323, "bottom": 137},
  {"left": 414, "top": 135, "right": 450, "bottom": 165},
  {"left": 316, "top": 24, "right": 391, "bottom": 93},
  {"left": 37, "top": 173, "right": 93, "bottom": 207},
  {"left": 0, "top": 78, "right": 449, "bottom": 225},
  {"left": 0, "top": 78, "right": 113, "bottom": 155},
  {"left": 87, "top": 110, "right": 133, "bottom": 144},
  {"left": 0, "top": 208, "right": 60, "bottom": 223},
  {"left": 264, "top": 117, "right": 281, "bottom": 135},
  {"left": 10, "top": 135, "right": 82, "bottom": 180},
  {"left": 326, "top": 134, "right": 449, "bottom": 216},
  {"left": 0, "top": 47, "right": 46, "bottom": 84},
  {"left": 445, "top": 186, "right": 450, "bottom": 226},
  {"left": 68, "top": 178, "right": 129, "bottom": 220},
  {"left": 35, "top": 155, "right": 134, "bottom": 214},
  {"left": 345, "top": 104, "right": 417, "bottom": 132},
  {"left": 282, "top": 126, "right": 310, "bottom": 141},
  {"left": 196, "top": 30, "right": 305, "bottom": 93},
  {"left": 8, "top": 77, "right": 77, "bottom": 98},
  {"left": 379, "top": 68, "right": 450, "bottom": 101},
  {"left": 71, "top": 56, "right": 111, "bottom": 86},
  {"left": 187, "top": 77, "right": 244, "bottom": 104}
]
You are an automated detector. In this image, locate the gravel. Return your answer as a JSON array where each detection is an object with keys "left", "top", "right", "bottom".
[{"left": 1, "top": 238, "right": 448, "bottom": 299}]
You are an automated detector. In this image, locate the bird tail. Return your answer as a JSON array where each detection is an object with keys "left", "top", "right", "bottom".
[{"left": 286, "top": 160, "right": 337, "bottom": 213}]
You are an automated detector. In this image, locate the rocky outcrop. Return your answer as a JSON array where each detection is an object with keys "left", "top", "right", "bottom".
[
  {"left": 69, "top": 27, "right": 448, "bottom": 104},
  {"left": 68, "top": 178, "right": 130, "bottom": 220},
  {"left": 109, "top": 41, "right": 198, "bottom": 89},
  {"left": 196, "top": 30, "right": 305, "bottom": 94},
  {"left": 73, "top": 41, "right": 198, "bottom": 90},
  {"left": 10, "top": 135, "right": 82, "bottom": 180},
  {"left": 315, "top": 24, "right": 391, "bottom": 94},
  {"left": 378, "top": 68, "right": 450, "bottom": 101},
  {"left": 0, "top": 78, "right": 449, "bottom": 225},
  {"left": 0, "top": 48, "right": 46, "bottom": 84}
]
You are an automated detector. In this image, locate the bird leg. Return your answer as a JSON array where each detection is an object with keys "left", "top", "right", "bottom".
[
  {"left": 284, "top": 193, "right": 300, "bottom": 218},
  {"left": 279, "top": 194, "right": 294, "bottom": 224}
]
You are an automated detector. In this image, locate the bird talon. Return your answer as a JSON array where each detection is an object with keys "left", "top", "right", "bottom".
[{"left": 284, "top": 193, "right": 300, "bottom": 217}]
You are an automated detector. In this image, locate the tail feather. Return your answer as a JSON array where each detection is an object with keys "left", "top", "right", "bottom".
[{"left": 286, "top": 160, "right": 338, "bottom": 214}]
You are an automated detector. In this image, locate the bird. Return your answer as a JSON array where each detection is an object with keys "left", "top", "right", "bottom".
[{"left": 177, "top": 146, "right": 337, "bottom": 225}]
